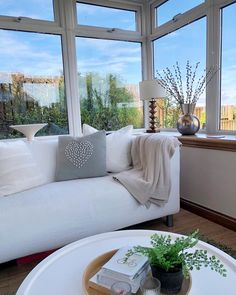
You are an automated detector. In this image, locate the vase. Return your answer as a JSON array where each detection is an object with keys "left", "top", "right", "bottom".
[
  {"left": 177, "top": 103, "right": 200, "bottom": 135},
  {"left": 10, "top": 123, "right": 47, "bottom": 141},
  {"left": 151, "top": 265, "right": 184, "bottom": 294}
]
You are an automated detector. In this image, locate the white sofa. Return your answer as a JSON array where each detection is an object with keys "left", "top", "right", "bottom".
[{"left": 0, "top": 138, "right": 180, "bottom": 264}]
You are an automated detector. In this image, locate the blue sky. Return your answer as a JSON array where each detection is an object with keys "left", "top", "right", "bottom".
[
  {"left": 76, "top": 38, "right": 141, "bottom": 85},
  {"left": 0, "top": 30, "right": 62, "bottom": 76},
  {"left": 0, "top": 0, "right": 235, "bottom": 106},
  {"left": 154, "top": 17, "right": 206, "bottom": 106},
  {"left": 77, "top": 3, "right": 136, "bottom": 31},
  {"left": 0, "top": 0, "right": 53, "bottom": 20},
  {"left": 157, "top": 0, "right": 204, "bottom": 26},
  {"left": 221, "top": 3, "right": 236, "bottom": 106}
]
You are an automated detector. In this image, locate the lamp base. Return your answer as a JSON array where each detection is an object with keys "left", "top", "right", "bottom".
[
  {"left": 147, "top": 98, "right": 160, "bottom": 134},
  {"left": 146, "top": 129, "right": 160, "bottom": 133}
]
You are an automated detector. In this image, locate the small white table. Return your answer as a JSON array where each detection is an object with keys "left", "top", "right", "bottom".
[{"left": 16, "top": 230, "right": 236, "bottom": 295}]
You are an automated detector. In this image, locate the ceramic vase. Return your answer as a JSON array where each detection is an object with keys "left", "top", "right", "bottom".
[
  {"left": 10, "top": 123, "right": 47, "bottom": 141},
  {"left": 177, "top": 103, "right": 200, "bottom": 135}
]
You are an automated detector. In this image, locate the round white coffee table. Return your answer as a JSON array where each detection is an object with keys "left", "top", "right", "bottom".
[{"left": 16, "top": 230, "right": 236, "bottom": 295}]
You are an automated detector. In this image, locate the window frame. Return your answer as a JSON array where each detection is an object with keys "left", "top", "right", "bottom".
[
  {"left": 218, "top": 0, "right": 236, "bottom": 133},
  {"left": 76, "top": 0, "right": 141, "bottom": 36},
  {"left": 75, "top": 0, "right": 142, "bottom": 41},
  {"left": 0, "top": 0, "right": 60, "bottom": 27},
  {"left": 206, "top": 0, "right": 236, "bottom": 135},
  {"left": 151, "top": 16, "right": 207, "bottom": 130},
  {"left": 150, "top": 0, "right": 206, "bottom": 33},
  {"left": 0, "top": 0, "right": 146, "bottom": 139},
  {"left": 1, "top": 0, "right": 236, "bottom": 138},
  {"left": 149, "top": 0, "right": 236, "bottom": 134},
  {"left": 0, "top": 0, "right": 75, "bottom": 137},
  {"left": 73, "top": 0, "right": 145, "bottom": 132},
  {"left": 149, "top": 0, "right": 207, "bottom": 132}
]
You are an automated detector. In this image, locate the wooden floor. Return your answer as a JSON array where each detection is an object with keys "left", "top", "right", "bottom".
[{"left": 0, "top": 209, "right": 235, "bottom": 295}]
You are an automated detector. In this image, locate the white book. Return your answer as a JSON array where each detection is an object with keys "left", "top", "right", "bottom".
[
  {"left": 92, "top": 264, "right": 150, "bottom": 293},
  {"left": 101, "top": 246, "right": 149, "bottom": 279}
]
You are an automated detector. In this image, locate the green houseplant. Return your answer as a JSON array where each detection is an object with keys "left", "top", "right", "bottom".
[{"left": 125, "top": 230, "right": 227, "bottom": 294}]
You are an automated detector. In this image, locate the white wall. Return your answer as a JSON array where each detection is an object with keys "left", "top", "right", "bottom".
[{"left": 180, "top": 146, "right": 236, "bottom": 219}]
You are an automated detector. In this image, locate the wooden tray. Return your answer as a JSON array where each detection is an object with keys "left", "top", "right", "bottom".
[{"left": 82, "top": 249, "right": 192, "bottom": 295}]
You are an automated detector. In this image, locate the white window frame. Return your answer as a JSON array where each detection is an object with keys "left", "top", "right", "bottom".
[
  {"left": 213, "top": 0, "right": 236, "bottom": 134},
  {"left": 0, "top": 0, "right": 74, "bottom": 136},
  {"left": 149, "top": 0, "right": 236, "bottom": 134},
  {"left": 0, "top": 0, "right": 147, "bottom": 139},
  {"left": 73, "top": 0, "right": 146, "bottom": 133},
  {"left": 150, "top": 0, "right": 206, "bottom": 34},
  {"left": 0, "top": 0, "right": 60, "bottom": 30},
  {"left": 76, "top": 0, "right": 142, "bottom": 39}
]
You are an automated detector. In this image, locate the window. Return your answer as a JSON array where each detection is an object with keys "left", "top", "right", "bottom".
[
  {"left": 0, "top": 30, "right": 68, "bottom": 139},
  {"left": 76, "top": 2, "right": 136, "bottom": 31},
  {"left": 76, "top": 37, "right": 143, "bottom": 130},
  {"left": 153, "top": 18, "right": 206, "bottom": 128},
  {"left": 220, "top": 3, "right": 236, "bottom": 131},
  {"left": 155, "top": 0, "right": 204, "bottom": 27},
  {"left": 0, "top": 0, "right": 54, "bottom": 21}
]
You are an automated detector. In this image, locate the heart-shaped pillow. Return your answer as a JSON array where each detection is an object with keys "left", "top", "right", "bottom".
[{"left": 65, "top": 140, "right": 93, "bottom": 168}]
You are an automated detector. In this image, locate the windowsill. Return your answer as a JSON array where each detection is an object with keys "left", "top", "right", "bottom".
[
  {"left": 133, "top": 129, "right": 236, "bottom": 151},
  {"left": 160, "top": 131, "right": 236, "bottom": 152},
  {"left": 2, "top": 130, "right": 236, "bottom": 152}
]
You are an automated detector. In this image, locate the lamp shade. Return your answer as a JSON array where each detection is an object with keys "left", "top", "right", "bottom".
[{"left": 139, "top": 80, "right": 166, "bottom": 100}]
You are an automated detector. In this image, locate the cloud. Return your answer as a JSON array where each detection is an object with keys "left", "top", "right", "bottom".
[
  {"left": 77, "top": 2, "right": 100, "bottom": 16},
  {"left": 76, "top": 38, "right": 141, "bottom": 82},
  {"left": 0, "top": 30, "right": 63, "bottom": 76},
  {"left": 77, "top": 38, "right": 140, "bottom": 57}
]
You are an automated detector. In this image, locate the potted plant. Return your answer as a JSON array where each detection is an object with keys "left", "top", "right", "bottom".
[
  {"left": 156, "top": 61, "right": 216, "bottom": 135},
  {"left": 125, "top": 230, "right": 227, "bottom": 294}
]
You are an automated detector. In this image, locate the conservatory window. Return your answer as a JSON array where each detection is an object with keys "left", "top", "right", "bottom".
[
  {"left": 154, "top": 0, "right": 204, "bottom": 27},
  {"left": 76, "top": 37, "right": 143, "bottom": 131},
  {"left": 220, "top": 2, "right": 236, "bottom": 131},
  {"left": 0, "top": 30, "right": 68, "bottom": 139},
  {"left": 153, "top": 17, "right": 206, "bottom": 129}
]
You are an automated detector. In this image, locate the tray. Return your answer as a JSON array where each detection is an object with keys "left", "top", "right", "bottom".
[{"left": 82, "top": 249, "right": 191, "bottom": 295}]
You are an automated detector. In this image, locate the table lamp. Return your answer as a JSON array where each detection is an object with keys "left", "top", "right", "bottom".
[{"left": 139, "top": 80, "right": 166, "bottom": 133}]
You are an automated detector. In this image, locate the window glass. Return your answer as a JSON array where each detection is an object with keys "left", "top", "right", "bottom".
[
  {"left": 153, "top": 18, "right": 206, "bottom": 129},
  {"left": 156, "top": 0, "right": 204, "bottom": 27},
  {"left": 76, "top": 37, "right": 143, "bottom": 130},
  {"left": 0, "top": 0, "right": 54, "bottom": 21},
  {"left": 77, "top": 2, "right": 136, "bottom": 31},
  {"left": 220, "top": 3, "right": 236, "bottom": 131},
  {"left": 0, "top": 30, "right": 68, "bottom": 139}
]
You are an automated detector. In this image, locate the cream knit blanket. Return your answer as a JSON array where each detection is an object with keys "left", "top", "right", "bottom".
[{"left": 114, "top": 134, "right": 180, "bottom": 207}]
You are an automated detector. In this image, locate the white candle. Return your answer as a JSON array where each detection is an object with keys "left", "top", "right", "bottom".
[{"left": 142, "top": 290, "right": 160, "bottom": 295}]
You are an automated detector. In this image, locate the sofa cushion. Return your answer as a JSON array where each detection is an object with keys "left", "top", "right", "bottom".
[
  {"left": 55, "top": 131, "right": 107, "bottom": 181},
  {"left": 0, "top": 147, "right": 180, "bottom": 263},
  {"left": 83, "top": 124, "right": 133, "bottom": 173},
  {"left": 0, "top": 173, "right": 178, "bottom": 263},
  {"left": 0, "top": 140, "right": 45, "bottom": 197},
  {"left": 26, "top": 138, "right": 58, "bottom": 183}
]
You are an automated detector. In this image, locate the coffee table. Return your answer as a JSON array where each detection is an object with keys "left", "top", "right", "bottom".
[{"left": 16, "top": 230, "right": 236, "bottom": 295}]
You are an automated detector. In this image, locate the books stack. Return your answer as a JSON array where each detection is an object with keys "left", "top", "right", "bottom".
[{"left": 90, "top": 247, "right": 150, "bottom": 293}]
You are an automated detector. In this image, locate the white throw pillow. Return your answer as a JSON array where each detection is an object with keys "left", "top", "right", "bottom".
[
  {"left": 83, "top": 124, "right": 133, "bottom": 172},
  {"left": 0, "top": 140, "right": 45, "bottom": 197}
]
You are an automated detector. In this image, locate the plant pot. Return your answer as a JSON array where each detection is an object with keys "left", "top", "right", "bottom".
[
  {"left": 151, "top": 265, "right": 184, "bottom": 294},
  {"left": 177, "top": 103, "right": 200, "bottom": 135}
]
